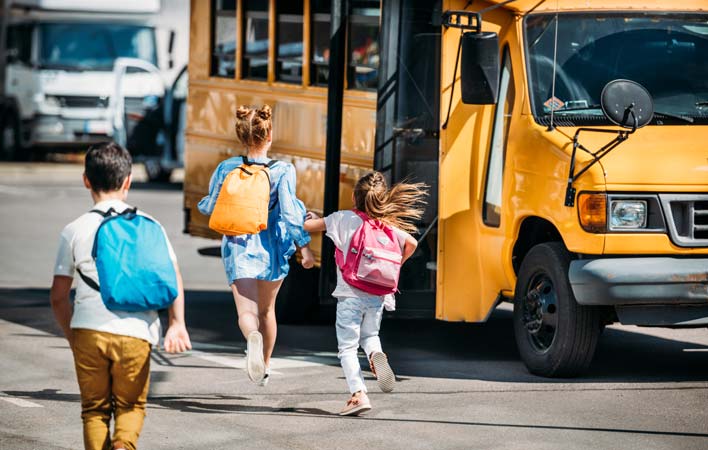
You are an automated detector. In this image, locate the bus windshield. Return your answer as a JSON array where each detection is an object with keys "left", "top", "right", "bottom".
[
  {"left": 39, "top": 23, "right": 157, "bottom": 71},
  {"left": 525, "top": 13, "right": 708, "bottom": 125}
]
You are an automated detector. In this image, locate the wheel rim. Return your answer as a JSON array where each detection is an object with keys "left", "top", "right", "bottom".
[{"left": 522, "top": 272, "right": 559, "bottom": 353}]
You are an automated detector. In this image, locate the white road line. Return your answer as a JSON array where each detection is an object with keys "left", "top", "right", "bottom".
[
  {"left": 683, "top": 348, "right": 708, "bottom": 352},
  {"left": 0, "top": 395, "right": 43, "bottom": 408},
  {"left": 187, "top": 347, "right": 337, "bottom": 374}
]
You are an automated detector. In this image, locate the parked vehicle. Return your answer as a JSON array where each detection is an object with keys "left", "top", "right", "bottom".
[
  {"left": 112, "top": 59, "right": 187, "bottom": 181},
  {"left": 0, "top": 0, "right": 181, "bottom": 160},
  {"left": 182, "top": 0, "right": 708, "bottom": 376}
]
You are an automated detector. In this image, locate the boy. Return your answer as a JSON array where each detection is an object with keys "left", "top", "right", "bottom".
[{"left": 50, "top": 142, "right": 191, "bottom": 450}]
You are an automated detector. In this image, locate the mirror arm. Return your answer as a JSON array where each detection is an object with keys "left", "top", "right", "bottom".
[{"left": 564, "top": 128, "right": 630, "bottom": 207}]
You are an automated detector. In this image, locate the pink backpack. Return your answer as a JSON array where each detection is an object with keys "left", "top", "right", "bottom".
[{"left": 334, "top": 210, "right": 403, "bottom": 296}]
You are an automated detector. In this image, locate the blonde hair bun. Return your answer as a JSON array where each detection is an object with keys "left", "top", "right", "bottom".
[
  {"left": 236, "top": 105, "right": 252, "bottom": 120},
  {"left": 234, "top": 104, "right": 273, "bottom": 148},
  {"left": 256, "top": 104, "right": 272, "bottom": 121}
]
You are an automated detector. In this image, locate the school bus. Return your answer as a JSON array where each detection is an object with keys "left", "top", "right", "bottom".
[{"left": 184, "top": 0, "right": 708, "bottom": 377}]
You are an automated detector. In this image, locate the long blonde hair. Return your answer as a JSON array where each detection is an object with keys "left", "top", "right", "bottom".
[
  {"left": 353, "top": 171, "right": 427, "bottom": 234},
  {"left": 234, "top": 104, "right": 272, "bottom": 148}
]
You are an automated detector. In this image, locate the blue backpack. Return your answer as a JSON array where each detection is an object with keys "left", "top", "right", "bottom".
[{"left": 77, "top": 207, "right": 178, "bottom": 312}]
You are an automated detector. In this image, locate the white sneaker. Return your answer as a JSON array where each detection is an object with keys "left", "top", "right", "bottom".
[
  {"left": 246, "top": 331, "right": 266, "bottom": 383},
  {"left": 258, "top": 367, "right": 271, "bottom": 387}
]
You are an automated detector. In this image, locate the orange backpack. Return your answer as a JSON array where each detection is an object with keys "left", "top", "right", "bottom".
[{"left": 208, "top": 157, "right": 277, "bottom": 235}]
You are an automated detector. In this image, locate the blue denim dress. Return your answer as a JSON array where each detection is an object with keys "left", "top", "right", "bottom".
[{"left": 198, "top": 156, "right": 311, "bottom": 284}]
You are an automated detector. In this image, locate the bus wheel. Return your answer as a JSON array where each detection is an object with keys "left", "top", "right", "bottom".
[
  {"left": 513, "top": 242, "right": 602, "bottom": 377},
  {"left": 275, "top": 259, "right": 319, "bottom": 324}
]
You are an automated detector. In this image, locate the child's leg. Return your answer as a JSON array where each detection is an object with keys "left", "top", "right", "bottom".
[
  {"left": 255, "top": 279, "right": 284, "bottom": 366},
  {"left": 110, "top": 335, "right": 151, "bottom": 450},
  {"left": 231, "top": 279, "right": 259, "bottom": 337},
  {"left": 360, "top": 299, "right": 395, "bottom": 392},
  {"left": 359, "top": 298, "right": 384, "bottom": 357},
  {"left": 335, "top": 298, "right": 367, "bottom": 394},
  {"left": 72, "top": 329, "right": 113, "bottom": 450}
]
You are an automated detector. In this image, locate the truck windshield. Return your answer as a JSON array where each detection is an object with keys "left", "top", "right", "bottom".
[
  {"left": 525, "top": 13, "right": 708, "bottom": 125},
  {"left": 39, "top": 23, "right": 157, "bottom": 71}
]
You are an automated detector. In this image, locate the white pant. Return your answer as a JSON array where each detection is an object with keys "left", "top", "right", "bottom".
[{"left": 335, "top": 296, "right": 384, "bottom": 394}]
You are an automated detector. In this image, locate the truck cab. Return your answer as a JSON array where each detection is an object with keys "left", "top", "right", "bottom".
[{"left": 0, "top": 0, "right": 169, "bottom": 160}]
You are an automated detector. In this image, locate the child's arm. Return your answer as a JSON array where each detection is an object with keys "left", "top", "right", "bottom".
[
  {"left": 304, "top": 211, "right": 326, "bottom": 233},
  {"left": 299, "top": 244, "right": 315, "bottom": 269},
  {"left": 49, "top": 275, "right": 74, "bottom": 343},
  {"left": 401, "top": 234, "right": 418, "bottom": 264},
  {"left": 163, "top": 263, "right": 192, "bottom": 353}
]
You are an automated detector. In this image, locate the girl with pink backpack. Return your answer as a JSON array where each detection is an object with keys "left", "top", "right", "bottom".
[{"left": 304, "top": 171, "right": 426, "bottom": 416}]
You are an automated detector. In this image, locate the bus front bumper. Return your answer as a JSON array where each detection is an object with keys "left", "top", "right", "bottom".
[{"left": 569, "top": 258, "right": 708, "bottom": 326}]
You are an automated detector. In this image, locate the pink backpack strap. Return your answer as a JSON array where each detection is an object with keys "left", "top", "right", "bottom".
[{"left": 353, "top": 209, "right": 384, "bottom": 229}]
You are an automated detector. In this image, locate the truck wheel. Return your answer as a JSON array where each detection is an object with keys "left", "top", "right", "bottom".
[
  {"left": 0, "top": 113, "right": 20, "bottom": 161},
  {"left": 145, "top": 160, "right": 172, "bottom": 182},
  {"left": 276, "top": 259, "right": 319, "bottom": 324},
  {"left": 513, "top": 242, "right": 602, "bottom": 377}
]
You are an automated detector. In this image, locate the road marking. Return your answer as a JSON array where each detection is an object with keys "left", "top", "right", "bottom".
[
  {"left": 683, "top": 348, "right": 708, "bottom": 352},
  {"left": 186, "top": 345, "right": 338, "bottom": 374},
  {"left": 0, "top": 394, "right": 43, "bottom": 408}
]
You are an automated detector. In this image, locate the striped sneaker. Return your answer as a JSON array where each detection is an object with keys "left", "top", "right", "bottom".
[
  {"left": 369, "top": 351, "right": 395, "bottom": 393},
  {"left": 246, "top": 331, "right": 266, "bottom": 383}
]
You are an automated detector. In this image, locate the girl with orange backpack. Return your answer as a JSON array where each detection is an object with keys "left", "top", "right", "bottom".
[
  {"left": 198, "top": 104, "right": 314, "bottom": 385},
  {"left": 304, "top": 171, "right": 426, "bottom": 415}
]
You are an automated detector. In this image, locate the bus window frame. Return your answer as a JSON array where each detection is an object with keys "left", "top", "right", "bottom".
[
  {"left": 482, "top": 45, "right": 514, "bottom": 228},
  {"left": 274, "top": 0, "right": 304, "bottom": 84},
  {"left": 347, "top": 8, "right": 381, "bottom": 92},
  {"left": 242, "top": 6, "right": 270, "bottom": 81},
  {"left": 210, "top": 0, "right": 238, "bottom": 79}
]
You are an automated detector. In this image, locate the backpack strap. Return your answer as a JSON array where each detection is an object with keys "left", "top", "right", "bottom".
[
  {"left": 89, "top": 207, "right": 116, "bottom": 218},
  {"left": 76, "top": 268, "right": 100, "bottom": 292},
  {"left": 242, "top": 155, "right": 279, "bottom": 167}
]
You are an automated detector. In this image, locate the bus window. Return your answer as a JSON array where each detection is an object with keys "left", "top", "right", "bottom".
[
  {"left": 311, "top": 0, "right": 330, "bottom": 86},
  {"left": 275, "top": 1, "right": 303, "bottom": 83},
  {"left": 348, "top": 1, "right": 380, "bottom": 91},
  {"left": 211, "top": 0, "right": 236, "bottom": 78},
  {"left": 242, "top": 0, "right": 269, "bottom": 81},
  {"left": 483, "top": 48, "right": 514, "bottom": 227}
]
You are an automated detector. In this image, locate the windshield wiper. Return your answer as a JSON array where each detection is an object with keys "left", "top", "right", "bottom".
[
  {"left": 653, "top": 111, "right": 694, "bottom": 124},
  {"left": 696, "top": 101, "right": 708, "bottom": 107}
]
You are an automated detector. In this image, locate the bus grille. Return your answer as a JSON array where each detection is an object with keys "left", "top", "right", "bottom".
[{"left": 659, "top": 194, "right": 708, "bottom": 247}]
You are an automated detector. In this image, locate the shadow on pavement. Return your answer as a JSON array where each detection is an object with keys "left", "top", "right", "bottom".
[
  {"left": 5, "top": 388, "right": 708, "bottom": 439},
  {"left": 1, "top": 288, "right": 706, "bottom": 384}
]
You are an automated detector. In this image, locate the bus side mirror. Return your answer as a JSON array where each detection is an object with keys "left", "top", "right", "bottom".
[{"left": 460, "top": 32, "right": 500, "bottom": 104}]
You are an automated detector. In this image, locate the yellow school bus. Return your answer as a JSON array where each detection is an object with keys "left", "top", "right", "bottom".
[{"left": 184, "top": 0, "right": 708, "bottom": 376}]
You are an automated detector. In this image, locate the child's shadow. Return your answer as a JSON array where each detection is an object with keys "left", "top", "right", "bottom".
[
  {"left": 6, "top": 390, "right": 336, "bottom": 417},
  {"left": 152, "top": 396, "right": 334, "bottom": 416}
]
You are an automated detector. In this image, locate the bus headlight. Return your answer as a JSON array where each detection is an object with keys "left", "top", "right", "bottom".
[{"left": 609, "top": 200, "right": 647, "bottom": 230}]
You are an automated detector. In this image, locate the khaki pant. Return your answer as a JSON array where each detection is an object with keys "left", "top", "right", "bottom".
[{"left": 72, "top": 329, "right": 151, "bottom": 450}]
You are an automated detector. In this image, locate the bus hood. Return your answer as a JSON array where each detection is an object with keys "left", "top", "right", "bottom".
[
  {"left": 578, "top": 126, "right": 708, "bottom": 191},
  {"left": 38, "top": 69, "right": 164, "bottom": 99}
]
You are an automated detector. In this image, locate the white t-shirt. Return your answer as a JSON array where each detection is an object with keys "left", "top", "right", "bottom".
[
  {"left": 53, "top": 199, "right": 177, "bottom": 345},
  {"left": 324, "top": 210, "right": 412, "bottom": 307}
]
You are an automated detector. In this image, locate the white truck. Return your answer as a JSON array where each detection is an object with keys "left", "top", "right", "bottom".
[{"left": 0, "top": 0, "right": 184, "bottom": 172}]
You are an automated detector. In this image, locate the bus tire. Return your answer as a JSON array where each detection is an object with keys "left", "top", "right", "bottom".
[
  {"left": 275, "top": 259, "right": 319, "bottom": 324},
  {"left": 513, "top": 242, "right": 602, "bottom": 377}
]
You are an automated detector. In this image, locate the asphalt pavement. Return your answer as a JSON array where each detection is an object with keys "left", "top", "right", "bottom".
[{"left": 0, "top": 162, "right": 707, "bottom": 450}]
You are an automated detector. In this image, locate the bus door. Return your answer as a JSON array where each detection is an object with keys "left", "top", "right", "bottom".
[{"left": 375, "top": 0, "right": 441, "bottom": 317}]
